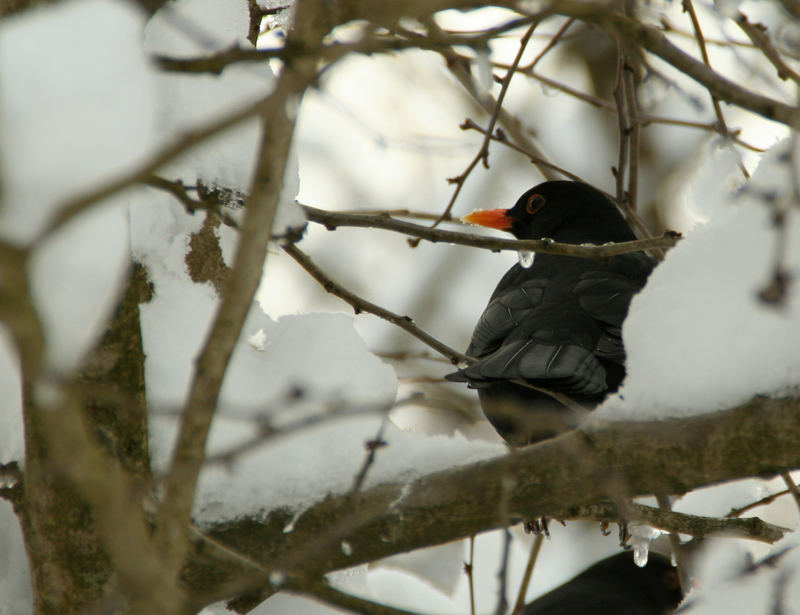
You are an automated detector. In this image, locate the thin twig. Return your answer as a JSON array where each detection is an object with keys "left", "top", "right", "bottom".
[
  {"left": 680, "top": 0, "right": 750, "bottom": 179},
  {"left": 409, "top": 17, "right": 559, "bottom": 189},
  {"left": 495, "top": 528, "right": 513, "bottom": 615},
  {"left": 735, "top": 13, "right": 800, "bottom": 85},
  {"left": 338, "top": 209, "right": 459, "bottom": 222},
  {"left": 613, "top": 38, "right": 631, "bottom": 208},
  {"left": 351, "top": 416, "right": 391, "bottom": 493},
  {"left": 563, "top": 501, "right": 788, "bottom": 544},
  {"left": 727, "top": 487, "right": 793, "bottom": 518},
  {"left": 556, "top": 1, "right": 800, "bottom": 127},
  {"left": 466, "top": 535, "right": 477, "bottom": 615},
  {"left": 461, "top": 119, "right": 588, "bottom": 183},
  {"left": 780, "top": 472, "right": 800, "bottom": 515},
  {"left": 655, "top": 494, "right": 689, "bottom": 594},
  {"left": 296, "top": 579, "right": 428, "bottom": 615},
  {"left": 508, "top": 67, "right": 765, "bottom": 152},
  {"left": 301, "top": 204, "right": 682, "bottom": 259},
  {"left": 38, "top": 98, "right": 269, "bottom": 243},
  {"left": 433, "top": 20, "right": 542, "bottom": 228},
  {"left": 282, "top": 243, "right": 471, "bottom": 364},
  {"left": 526, "top": 17, "right": 575, "bottom": 71},
  {"left": 621, "top": 23, "right": 640, "bottom": 213},
  {"left": 512, "top": 534, "right": 544, "bottom": 615},
  {"left": 377, "top": 349, "right": 453, "bottom": 364},
  {"left": 202, "top": 398, "right": 423, "bottom": 468}
]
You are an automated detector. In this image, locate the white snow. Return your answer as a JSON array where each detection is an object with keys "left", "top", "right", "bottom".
[
  {"left": 0, "top": 0, "right": 155, "bottom": 374},
  {"left": 0, "top": 0, "right": 156, "bottom": 243},
  {"left": 0, "top": 330, "right": 23, "bottom": 464},
  {"left": 681, "top": 535, "right": 800, "bottom": 615},
  {"left": 1, "top": 1, "right": 800, "bottom": 614},
  {"left": 193, "top": 415, "right": 503, "bottom": 525},
  {"left": 596, "top": 142, "right": 800, "bottom": 422},
  {"left": 0, "top": 501, "right": 32, "bottom": 615},
  {"left": 142, "top": 0, "right": 304, "bottom": 233}
]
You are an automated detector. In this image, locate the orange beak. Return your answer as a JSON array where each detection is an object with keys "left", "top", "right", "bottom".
[{"left": 462, "top": 208, "right": 514, "bottom": 231}]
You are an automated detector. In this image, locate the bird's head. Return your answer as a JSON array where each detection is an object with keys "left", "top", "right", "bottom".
[{"left": 464, "top": 181, "right": 637, "bottom": 244}]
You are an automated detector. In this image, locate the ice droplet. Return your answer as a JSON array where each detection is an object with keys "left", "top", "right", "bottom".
[
  {"left": 282, "top": 509, "right": 301, "bottom": 534},
  {"left": 629, "top": 524, "right": 663, "bottom": 567},
  {"left": 518, "top": 250, "right": 535, "bottom": 268},
  {"left": 633, "top": 540, "right": 649, "bottom": 567}
]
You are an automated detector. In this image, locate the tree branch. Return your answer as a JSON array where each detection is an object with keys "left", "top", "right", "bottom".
[
  {"left": 301, "top": 204, "right": 681, "bottom": 257},
  {"left": 155, "top": 70, "right": 304, "bottom": 575},
  {"left": 562, "top": 501, "right": 787, "bottom": 544},
  {"left": 735, "top": 13, "right": 800, "bottom": 85},
  {"left": 283, "top": 243, "right": 471, "bottom": 364},
  {"left": 555, "top": 1, "right": 800, "bottom": 127},
  {"left": 185, "top": 395, "right": 800, "bottom": 607}
]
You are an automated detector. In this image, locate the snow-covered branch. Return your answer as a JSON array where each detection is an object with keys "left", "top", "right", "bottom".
[{"left": 189, "top": 395, "right": 800, "bottom": 606}]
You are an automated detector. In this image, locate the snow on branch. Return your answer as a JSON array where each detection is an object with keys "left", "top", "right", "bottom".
[{"left": 188, "top": 395, "right": 800, "bottom": 606}]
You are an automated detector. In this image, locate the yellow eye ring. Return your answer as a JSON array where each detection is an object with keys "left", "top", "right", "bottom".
[{"left": 526, "top": 194, "right": 546, "bottom": 214}]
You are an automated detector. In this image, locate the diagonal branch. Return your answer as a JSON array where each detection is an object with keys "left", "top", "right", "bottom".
[
  {"left": 554, "top": 1, "right": 800, "bottom": 127},
  {"left": 155, "top": 72, "right": 302, "bottom": 574},
  {"left": 283, "top": 243, "right": 471, "bottom": 364},
  {"left": 735, "top": 12, "right": 800, "bottom": 85},
  {"left": 433, "top": 19, "right": 542, "bottom": 227}
]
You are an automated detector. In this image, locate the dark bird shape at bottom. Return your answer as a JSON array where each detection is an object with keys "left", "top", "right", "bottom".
[
  {"left": 447, "top": 181, "right": 656, "bottom": 445},
  {"left": 524, "top": 551, "right": 683, "bottom": 615}
]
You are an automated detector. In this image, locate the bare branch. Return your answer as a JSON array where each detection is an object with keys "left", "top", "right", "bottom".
[
  {"left": 511, "top": 534, "right": 544, "bottom": 615},
  {"left": 155, "top": 70, "right": 303, "bottom": 574},
  {"left": 494, "top": 528, "right": 512, "bottom": 615},
  {"left": 301, "top": 204, "right": 681, "bottom": 258},
  {"left": 780, "top": 472, "right": 800, "bottom": 515},
  {"left": 563, "top": 501, "right": 788, "bottom": 544},
  {"left": 466, "top": 535, "right": 477, "bottom": 615},
  {"left": 283, "top": 243, "right": 471, "bottom": 364},
  {"left": 554, "top": 1, "right": 800, "bottom": 127},
  {"left": 433, "top": 19, "right": 542, "bottom": 228},
  {"left": 655, "top": 494, "right": 690, "bottom": 594},
  {"left": 292, "top": 579, "right": 428, "bottom": 615},
  {"left": 735, "top": 13, "right": 800, "bottom": 85},
  {"left": 38, "top": 99, "right": 267, "bottom": 243},
  {"left": 511, "top": 67, "right": 765, "bottom": 152},
  {"left": 727, "top": 487, "right": 794, "bottom": 518}
]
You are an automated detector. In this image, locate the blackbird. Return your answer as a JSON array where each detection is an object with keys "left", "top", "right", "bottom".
[
  {"left": 524, "top": 551, "right": 683, "bottom": 615},
  {"left": 447, "top": 181, "right": 655, "bottom": 445}
]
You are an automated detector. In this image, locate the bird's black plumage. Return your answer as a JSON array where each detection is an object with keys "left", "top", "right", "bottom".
[
  {"left": 524, "top": 551, "right": 683, "bottom": 615},
  {"left": 447, "top": 181, "right": 655, "bottom": 445}
]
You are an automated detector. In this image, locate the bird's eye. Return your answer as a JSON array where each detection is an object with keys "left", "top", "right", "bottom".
[{"left": 526, "top": 194, "right": 546, "bottom": 214}]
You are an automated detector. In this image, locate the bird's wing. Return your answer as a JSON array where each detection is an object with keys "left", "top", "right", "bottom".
[
  {"left": 449, "top": 274, "right": 608, "bottom": 396},
  {"left": 573, "top": 268, "right": 648, "bottom": 363}
]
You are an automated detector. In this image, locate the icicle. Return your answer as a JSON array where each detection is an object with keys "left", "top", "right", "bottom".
[
  {"left": 629, "top": 524, "right": 663, "bottom": 567},
  {"left": 518, "top": 250, "right": 535, "bottom": 268},
  {"left": 282, "top": 509, "right": 302, "bottom": 534}
]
